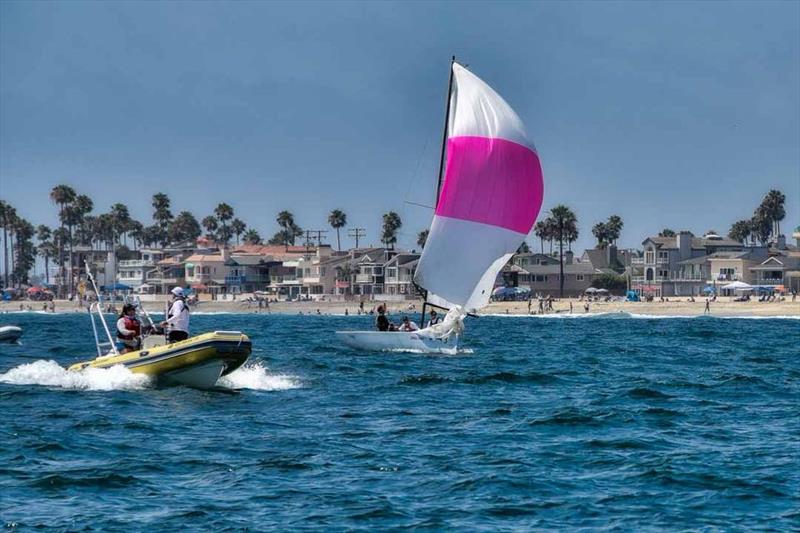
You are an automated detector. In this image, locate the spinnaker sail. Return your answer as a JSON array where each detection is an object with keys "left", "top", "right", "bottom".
[{"left": 414, "top": 63, "right": 544, "bottom": 311}]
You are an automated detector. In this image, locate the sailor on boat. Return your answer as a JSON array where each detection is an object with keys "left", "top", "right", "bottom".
[
  {"left": 116, "top": 303, "right": 142, "bottom": 354},
  {"left": 375, "top": 304, "right": 391, "bottom": 331},
  {"left": 398, "top": 316, "right": 419, "bottom": 332},
  {"left": 161, "top": 287, "right": 190, "bottom": 343},
  {"left": 425, "top": 309, "right": 441, "bottom": 328}
]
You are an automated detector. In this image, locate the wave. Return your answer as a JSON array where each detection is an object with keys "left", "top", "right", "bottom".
[
  {"left": 0, "top": 360, "right": 151, "bottom": 391},
  {"left": 480, "top": 311, "right": 800, "bottom": 320},
  {"left": 215, "top": 361, "right": 301, "bottom": 391}
]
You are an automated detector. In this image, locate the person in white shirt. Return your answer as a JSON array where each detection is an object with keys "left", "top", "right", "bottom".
[
  {"left": 425, "top": 309, "right": 442, "bottom": 329},
  {"left": 161, "top": 287, "right": 190, "bottom": 343},
  {"left": 397, "top": 316, "right": 419, "bottom": 332}
]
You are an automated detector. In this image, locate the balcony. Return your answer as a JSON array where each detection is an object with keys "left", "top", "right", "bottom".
[
  {"left": 355, "top": 274, "right": 373, "bottom": 283},
  {"left": 118, "top": 259, "right": 155, "bottom": 268}
]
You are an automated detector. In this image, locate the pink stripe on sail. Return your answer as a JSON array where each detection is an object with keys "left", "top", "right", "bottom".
[{"left": 435, "top": 136, "right": 544, "bottom": 234}]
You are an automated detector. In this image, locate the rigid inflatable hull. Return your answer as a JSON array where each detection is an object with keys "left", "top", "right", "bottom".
[
  {"left": 68, "top": 331, "right": 252, "bottom": 389},
  {"left": 0, "top": 326, "right": 22, "bottom": 343}
]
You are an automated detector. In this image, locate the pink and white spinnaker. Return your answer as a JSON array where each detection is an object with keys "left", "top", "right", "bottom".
[{"left": 414, "top": 63, "right": 544, "bottom": 311}]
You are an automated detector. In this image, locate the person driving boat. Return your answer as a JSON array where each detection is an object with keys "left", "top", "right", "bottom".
[
  {"left": 425, "top": 309, "right": 441, "bottom": 328},
  {"left": 161, "top": 287, "right": 190, "bottom": 343},
  {"left": 116, "top": 303, "right": 142, "bottom": 353}
]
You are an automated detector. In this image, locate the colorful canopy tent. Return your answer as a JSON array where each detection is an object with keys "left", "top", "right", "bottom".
[
  {"left": 702, "top": 286, "right": 716, "bottom": 294},
  {"left": 626, "top": 290, "right": 640, "bottom": 301}
]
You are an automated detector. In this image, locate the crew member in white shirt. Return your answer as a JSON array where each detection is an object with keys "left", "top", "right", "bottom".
[
  {"left": 161, "top": 287, "right": 190, "bottom": 343},
  {"left": 397, "top": 316, "right": 419, "bottom": 332}
]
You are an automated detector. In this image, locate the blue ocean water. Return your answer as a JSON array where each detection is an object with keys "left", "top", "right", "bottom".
[{"left": 1, "top": 311, "right": 798, "bottom": 530}]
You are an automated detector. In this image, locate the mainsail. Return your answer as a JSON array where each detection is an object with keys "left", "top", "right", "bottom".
[{"left": 414, "top": 63, "right": 544, "bottom": 311}]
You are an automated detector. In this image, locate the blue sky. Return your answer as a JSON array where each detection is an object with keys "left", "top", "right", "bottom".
[{"left": 1, "top": 0, "right": 798, "bottom": 252}]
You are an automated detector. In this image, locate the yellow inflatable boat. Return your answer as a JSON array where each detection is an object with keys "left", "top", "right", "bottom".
[{"left": 69, "top": 331, "right": 252, "bottom": 389}]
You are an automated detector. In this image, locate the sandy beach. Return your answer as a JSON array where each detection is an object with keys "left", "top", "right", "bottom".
[{"left": 3, "top": 297, "right": 798, "bottom": 318}]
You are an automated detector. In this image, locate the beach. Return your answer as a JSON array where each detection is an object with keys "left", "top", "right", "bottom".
[{"left": 3, "top": 297, "right": 798, "bottom": 318}]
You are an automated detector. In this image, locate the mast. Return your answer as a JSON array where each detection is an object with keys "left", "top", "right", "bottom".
[
  {"left": 421, "top": 56, "right": 456, "bottom": 326},
  {"left": 435, "top": 56, "right": 456, "bottom": 205}
]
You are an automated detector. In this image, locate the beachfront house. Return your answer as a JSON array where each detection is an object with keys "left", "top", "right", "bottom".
[
  {"left": 184, "top": 250, "right": 230, "bottom": 295},
  {"left": 224, "top": 254, "right": 270, "bottom": 294},
  {"left": 631, "top": 231, "right": 745, "bottom": 297},
  {"left": 383, "top": 252, "right": 421, "bottom": 298},
  {"left": 749, "top": 253, "right": 800, "bottom": 292},
  {"left": 352, "top": 248, "right": 390, "bottom": 296},
  {"left": 117, "top": 248, "right": 164, "bottom": 291},
  {"left": 506, "top": 251, "right": 598, "bottom": 296}
]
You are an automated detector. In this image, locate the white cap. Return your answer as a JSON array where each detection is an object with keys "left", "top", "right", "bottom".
[{"left": 170, "top": 287, "right": 185, "bottom": 297}]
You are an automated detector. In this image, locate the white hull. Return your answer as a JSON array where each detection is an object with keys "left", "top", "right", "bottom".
[
  {"left": 335, "top": 330, "right": 460, "bottom": 354},
  {"left": 162, "top": 360, "right": 226, "bottom": 389},
  {"left": 0, "top": 326, "right": 22, "bottom": 343}
]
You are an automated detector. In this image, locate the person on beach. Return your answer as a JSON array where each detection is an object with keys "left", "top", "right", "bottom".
[
  {"left": 161, "top": 287, "right": 190, "bottom": 343},
  {"left": 376, "top": 304, "right": 390, "bottom": 332},
  {"left": 398, "top": 316, "right": 419, "bottom": 332},
  {"left": 704, "top": 298, "right": 710, "bottom": 314},
  {"left": 425, "top": 309, "right": 441, "bottom": 328},
  {"left": 116, "top": 303, "right": 142, "bottom": 353},
  {"left": 584, "top": 302, "right": 590, "bottom": 313},
  {"left": 569, "top": 301, "right": 573, "bottom": 314}
]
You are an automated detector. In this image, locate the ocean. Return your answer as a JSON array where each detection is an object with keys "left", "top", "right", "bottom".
[{"left": 1, "top": 311, "right": 798, "bottom": 530}]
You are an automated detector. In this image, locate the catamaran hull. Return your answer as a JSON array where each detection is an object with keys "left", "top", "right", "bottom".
[
  {"left": 335, "top": 331, "right": 459, "bottom": 354},
  {"left": 0, "top": 326, "right": 22, "bottom": 343},
  {"left": 68, "top": 331, "right": 252, "bottom": 389}
]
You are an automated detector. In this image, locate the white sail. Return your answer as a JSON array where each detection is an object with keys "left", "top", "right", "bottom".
[{"left": 414, "top": 63, "right": 544, "bottom": 311}]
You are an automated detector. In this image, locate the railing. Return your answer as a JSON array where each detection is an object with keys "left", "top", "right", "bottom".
[
  {"left": 631, "top": 258, "right": 645, "bottom": 265},
  {"left": 118, "top": 260, "right": 155, "bottom": 268},
  {"left": 355, "top": 274, "right": 373, "bottom": 283},
  {"left": 759, "top": 277, "right": 784, "bottom": 283},
  {"left": 715, "top": 274, "right": 740, "bottom": 281}
]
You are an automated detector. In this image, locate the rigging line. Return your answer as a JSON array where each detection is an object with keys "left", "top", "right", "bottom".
[{"left": 403, "top": 200, "right": 434, "bottom": 210}]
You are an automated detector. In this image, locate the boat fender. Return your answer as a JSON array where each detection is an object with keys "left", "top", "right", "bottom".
[{"left": 140, "top": 351, "right": 149, "bottom": 357}]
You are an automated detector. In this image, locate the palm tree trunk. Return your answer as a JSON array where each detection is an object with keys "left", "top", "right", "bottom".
[
  {"left": 337, "top": 228, "right": 341, "bottom": 251},
  {"left": 539, "top": 237, "right": 543, "bottom": 254},
  {"left": 558, "top": 224, "right": 565, "bottom": 298},
  {"left": 2, "top": 225, "right": 8, "bottom": 288},
  {"left": 45, "top": 255, "right": 50, "bottom": 284}
]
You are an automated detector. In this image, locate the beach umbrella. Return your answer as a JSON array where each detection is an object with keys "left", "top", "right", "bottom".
[
  {"left": 596, "top": 288, "right": 609, "bottom": 293},
  {"left": 702, "top": 286, "right": 716, "bottom": 294},
  {"left": 584, "top": 287, "right": 598, "bottom": 293},
  {"left": 721, "top": 281, "right": 753, "bottom": 291},
  {"left": 27, "top": 287, "right": 44, "bottom": 293}
]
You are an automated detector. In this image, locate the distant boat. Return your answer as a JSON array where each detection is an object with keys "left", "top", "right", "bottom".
[
  {"left": 0, "top": 325, "right": 22, "bottom": 343},
  {"left": 337, "top": 57, "right": 544, "bottom": 353}
]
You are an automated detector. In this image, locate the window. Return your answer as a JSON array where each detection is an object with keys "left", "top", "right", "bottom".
[
  {"left": 645, "top": 250, "right": 655, "bottom": 264},
  {"left": 576, "top": 274, "right": 584, "bottom": 281},
  {"left": 658, "top": 251, "right": 669, "bottom": 260},
  {"left": 658, "top": 269, "right": 669, "bottom": 278},
  {"left": 534, "top": 275, "right": 546, "bottom": 282},
  {"left": 387, "top": 267, "right": 397, "bottom": 278}
]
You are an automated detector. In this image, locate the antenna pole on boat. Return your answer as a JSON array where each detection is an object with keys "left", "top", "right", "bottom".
[{"left": 423, "top": 55, "right": 456, "bottom": 327}]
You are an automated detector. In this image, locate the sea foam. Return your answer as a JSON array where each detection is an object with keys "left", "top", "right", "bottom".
[
  {"left": 0, "top": 360, "right": 151, "bottom": 391},
  {"left": 216, "top": 361, "right": 301, "bottom": 391}
]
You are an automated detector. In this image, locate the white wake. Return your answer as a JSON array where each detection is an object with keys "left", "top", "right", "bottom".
[
  {"left": 0, "top": 360, "right": 151, "bottom": 391},
  {"left": 216, "top": 361, "right": 301, "bottom": 391}
]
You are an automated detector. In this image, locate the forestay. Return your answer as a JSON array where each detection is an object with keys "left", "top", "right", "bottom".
[{"left": 414, "top": 63, "right": 544, "bottom": 311}]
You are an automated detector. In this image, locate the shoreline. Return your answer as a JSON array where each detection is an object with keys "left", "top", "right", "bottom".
[{"left": 3, "top": 298, "right": 798, "bottom": 318}]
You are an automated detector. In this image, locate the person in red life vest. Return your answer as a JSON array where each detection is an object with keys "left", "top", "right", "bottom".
[{"left": 116, "top": 303, "right": 142, "bottom": 353}]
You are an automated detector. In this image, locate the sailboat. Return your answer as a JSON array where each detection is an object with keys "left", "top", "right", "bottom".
[{"left": 336, "top": 58, "right": 544, "bottom": 353}]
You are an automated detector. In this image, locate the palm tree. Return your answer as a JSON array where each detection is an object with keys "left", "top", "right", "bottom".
[
  {"left": 243, "top": 229, "right": 262, "bottom": 245},
  {"left": 152, "top": 193, "right": 173, "bottom": 229},
  {"left": 328, "top": 209, "right": 347, "bottom": 251},
  {"left": 751, "top": 207, "right": 772, "bottom": 245},
  {"left": 533, "top": 220, "right": 548, "bottom": 254},
  {"left": 128, "top": 220, "right": 144, "bottom": 250},
  {"left": 549, "top": 204, "right": 577, "bottom": 297},
  {"left": 231, "top": 218, "right": 246, "bottom": 245},
  {"left": 565, "top": 221, "right": 579, "bottom": 252},
  {"left": 214, "top": 203, "right": 235, "bottom": 245},
  {"left": 202, "top": 216, "right": 219, "bottom": 240},
  {"left": 0, "top": 200, "right": 15, "bottom": 288},
  {"left": 169, "top": 211, "right": 202, "bottom": 244},
  {"left": 728, "top": 219, "right": 751, "bottom": 244},
  {"left": 592, "top": 222, "right": 608, "bottom": 247},
  {"left": 50, "top": 185, "right": 76, "bottom": 297},
  {"left": 417, "top": 229, "right": 429, "bottom": 249},
  {"left": 381, "top": 212, "right": 402, "bottom": 249},
  {"left": 606, "top": 215, "right": 623, "bottom": 244},
  {"left": 658, "top": 228, "right": 676, "bottom": 238},
  {"left": 545, "top": 217, "right": 559, "bottom": 254},
  {"left": 36, "top": 225, "right": 54, "bottom": 285},
  {"left": 276, "top": 211, "right": 296, "bottom": 251},
  {"left": 759, "top": 189, "right": 786, "bottom": 238},
  {"left": 110, "top": 203, "right": 132, "bottom": 246}
]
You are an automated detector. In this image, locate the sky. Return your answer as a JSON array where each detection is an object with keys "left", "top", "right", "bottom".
[{"left": 1, "top": 0, "right": 798, "bottom": 253}]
